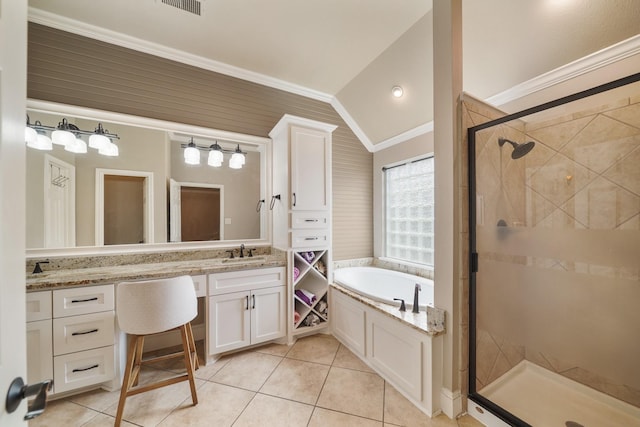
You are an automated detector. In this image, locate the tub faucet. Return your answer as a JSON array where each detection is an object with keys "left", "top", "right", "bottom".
[
  {"left": 239, "top": 244, "right": 245, "bottom": 258},
  {"left": 412, "top": 284, "right": 421, "bottom": 313},
  {"left": 393, "top": 298, "right": 406, "bottom": 312}
]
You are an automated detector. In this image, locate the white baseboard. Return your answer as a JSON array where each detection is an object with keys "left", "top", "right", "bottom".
[{"left": 440, "top": 388, "right": 462, "bottom": 419}]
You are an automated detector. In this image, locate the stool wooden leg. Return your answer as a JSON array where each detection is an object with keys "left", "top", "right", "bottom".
[
  {"left": 180, "top": 324, "right": 198, "bottom": 405},
  {"left": 132, "top": 335, "right": 144, "bottom": 387},
  {"left": 115, "top": 334, "right": 138, "bottom": 427},
  {"left": 185, "top": 322, "right": 199, "bottom": 370}
]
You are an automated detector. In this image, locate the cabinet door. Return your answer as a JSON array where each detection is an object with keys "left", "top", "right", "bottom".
[
  {"left": 290, "top": 126, "right": 329, "bottom": 211},
  {"left": 26, "top": 319, "right": 53, "bottom": 387},
  {"left": 208, "top": 291, "right": 250, "bottom": 354},
  {"left": 251, "top": 286, "right": 286, "bottom": 345}
]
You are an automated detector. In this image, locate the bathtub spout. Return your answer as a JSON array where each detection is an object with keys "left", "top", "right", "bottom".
[
  {"left": 393, "top": 298, "right": 406, "bottom": 312},
  {"left": 413, "top": 284, "right": 421, "bottom": 313}
]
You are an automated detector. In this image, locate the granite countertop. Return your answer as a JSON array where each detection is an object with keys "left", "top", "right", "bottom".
[
  {"left": 26, "top": 256, "right": 286, "bottom": 291},
  {"left": 330, "top": 283, "right": 445, "bottom": 337}
]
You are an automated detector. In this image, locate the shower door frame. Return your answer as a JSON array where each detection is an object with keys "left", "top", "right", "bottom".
[{"left": 467, "top": 72, "right": 640, "bottom": 426}]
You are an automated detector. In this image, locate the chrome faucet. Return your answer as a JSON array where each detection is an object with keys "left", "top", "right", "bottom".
[
  {"left": 412, "top": 284, "right": 421, "bottom": 313},
  {"left": 239, "top": 244, "right": 245, "bottom": 258}
]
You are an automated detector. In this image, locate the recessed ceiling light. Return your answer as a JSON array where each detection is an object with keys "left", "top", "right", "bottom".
[{"left": 391, "top": 86, "right": 404, "bottom": 98}]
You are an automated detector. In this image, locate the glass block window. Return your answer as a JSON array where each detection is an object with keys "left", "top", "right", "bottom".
[{"left": 383, "top": 156, "right": 434, "bottom": 266}]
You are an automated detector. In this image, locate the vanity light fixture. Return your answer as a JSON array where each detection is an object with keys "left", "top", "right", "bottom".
[
  {"left": 182, "top": 139, "right": 247, "bottom": 169},
  {"left": 391, "top": 85, "right": 404, "bottom": 98},
  {"left": 25, "top": 116, "right": 120, "bottom": 156}
]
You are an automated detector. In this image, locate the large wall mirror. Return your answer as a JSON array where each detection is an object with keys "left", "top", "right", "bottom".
[{"left": 26, "top": 100, "right": 271, "bottom": 256}]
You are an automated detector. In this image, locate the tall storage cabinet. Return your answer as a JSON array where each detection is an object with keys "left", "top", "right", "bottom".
[{"left": 269, "top": 115, "right": 336, "bottom": 339}]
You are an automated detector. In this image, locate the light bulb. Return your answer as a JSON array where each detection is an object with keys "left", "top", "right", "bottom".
[
  {"left": 184, "top": 142, "right": 200, "bottom": 165},
  {"left": 34, "top": 133, "right": 53, "bottom": 150},
  {"left": 25, "top": 127, "right": 38, "bottom": 145},
  {"left": 392, "top": 86, "right": 403, "bottom": 98},
  {"left": 89, "top": 133, "right": 110, "bottom": 150},
  {"left": 208, "top": 149, "right": 223, "bottom": 167},
  {"left": 52, "top": 129, "right": 75, "bottom": 146},
  {"left": 64, "top": 137, "right": 87, "bottom": 154},
  {"left": 99, "top": 142, "right": 118, "bottom": 156}
]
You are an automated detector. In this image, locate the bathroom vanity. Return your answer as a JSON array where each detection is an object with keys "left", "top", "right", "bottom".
[{"left": 25, "top": 249, "right": 286, "bottom": 397}]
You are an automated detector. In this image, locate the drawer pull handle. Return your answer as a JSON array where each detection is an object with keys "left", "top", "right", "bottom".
[
  {"left": 304, "top": 237, "right": 319, "bottom": 240},
  {"left": 71, "top": 329, "right": 99, "bottom": 336},
  {"left": 72, "top": 364, "right": 99, "bottom": 373},
  {"left": 71, "top": 297, "right": 98, "bottom": 303},
  {"left": 304, "top": 219, "right": 318, "bottom": 222}
]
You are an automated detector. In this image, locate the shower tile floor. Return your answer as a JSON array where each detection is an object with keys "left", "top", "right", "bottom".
[
  {"left": 30, "top": 334, "right": 483, "bottom": 427},
  {"left": 479, "top": 361, "right": 640, "bottom": 427}
]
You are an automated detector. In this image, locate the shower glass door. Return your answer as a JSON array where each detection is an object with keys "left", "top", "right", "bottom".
[{"left": 468, "top": 73, "right": 640, "bottom": 426}]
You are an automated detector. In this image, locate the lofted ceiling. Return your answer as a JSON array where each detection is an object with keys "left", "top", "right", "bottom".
[{"left": 28, "top": 0, "right": 640, "bottom": 149}]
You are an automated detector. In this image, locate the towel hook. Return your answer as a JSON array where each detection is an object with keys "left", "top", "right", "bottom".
[{"left": 255, "top": 199, "right": 265, "bottom": 212}]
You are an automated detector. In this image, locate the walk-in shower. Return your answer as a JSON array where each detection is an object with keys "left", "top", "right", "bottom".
[{"left": 468, "top": 72, "right": 640, "bottom": 426}]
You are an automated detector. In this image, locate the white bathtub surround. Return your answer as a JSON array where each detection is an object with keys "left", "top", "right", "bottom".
[{"left": 331, "top": 284, "right": 444, "bottom": 417}]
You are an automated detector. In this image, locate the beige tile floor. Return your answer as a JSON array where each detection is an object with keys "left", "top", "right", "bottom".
[{"left": 30, "top": 334, "right": 484, "bottom": 427}]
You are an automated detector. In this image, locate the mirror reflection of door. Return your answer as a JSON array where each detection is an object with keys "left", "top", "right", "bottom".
[
  {"left": 96, "top": 168, "right": 154, "bottom": 246},
  {"left": 44, "top": 155, "right": 76, "bottom": 248},
  {"left": 181, "top": 186, "right": 221, "bottom": 241},
  {"left": 104, "top": 175, "right": 145, "bottom": 245}
]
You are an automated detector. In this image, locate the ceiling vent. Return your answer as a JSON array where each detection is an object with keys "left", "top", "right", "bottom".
[{"left": 161, "top": 0, "right": 201, "bottom": 16}]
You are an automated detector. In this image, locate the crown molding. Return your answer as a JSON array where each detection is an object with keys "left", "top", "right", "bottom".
[
  {"left": 374, "top": 121, "right": 434, "bottom": 152},
  {"left": 330, "top": 97, "right": 375, "bottom": 152},
  {"left": 28, "top": 7, "right": 334, "bottom": 103},
  {"left": 486, "top": 34, "right": 640, "bottom": 107}
]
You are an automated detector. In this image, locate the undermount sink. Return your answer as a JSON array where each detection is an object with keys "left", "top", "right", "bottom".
[{"left": 221, "top": 256, "right": 266, "bottom": 263}]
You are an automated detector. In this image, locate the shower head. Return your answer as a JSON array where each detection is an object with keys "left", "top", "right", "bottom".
[{"left": 498, "top": 137, "right": 535, "bottom": 159}]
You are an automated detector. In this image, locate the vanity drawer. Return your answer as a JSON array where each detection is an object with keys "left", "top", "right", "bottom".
[
  {"left": 26, "top": 291, "right": 52, "bottom": 322},
  {"left": 192, "top": 274, "right": 207, "bottom": 298},
  {"left": 208, "top": 267, "right": 285, "bottom": 296},
  {"left": 53, "top": 346, "right": 115, "bottom": 393},
  {"left": 291, "top": 212, "right": 328, "bottom": 229},
  {"left": 291, "top": 229, "right": 329, "bottom": 248},
  {"left": 53, "top": 284, "right": 114, "bottom": 318},
  {"left": 53, "top": 311, "right": 115, "bottom": 356}
]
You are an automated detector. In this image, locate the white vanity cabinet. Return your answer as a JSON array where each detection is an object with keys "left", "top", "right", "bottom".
[
  {"left": 270, "top": 115, "right": 336, "bottom": 250},
  {"left": 208, "top": 267, "right": 286, "bottom": 355},
  {"left": 26, "top": 291, "right": 53, "bottom": 388},
  {"left": 26, "top": 284, "right": 116, "bottom": 394},
  {"left": 270, "top": 115, "right": 335, "bottom": 341}
]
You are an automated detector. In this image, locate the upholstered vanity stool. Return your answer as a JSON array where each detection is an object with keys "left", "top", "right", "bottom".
[{"left": 114, "top": 275, "right": 199, "bottom": 426}]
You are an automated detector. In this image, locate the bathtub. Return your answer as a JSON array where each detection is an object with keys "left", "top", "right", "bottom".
[
  {"left": 333, "top": 266, "right": 434, "bottom": 310},
  {"left": 330, "top": 266, "right": 443, "bottom": 417}
]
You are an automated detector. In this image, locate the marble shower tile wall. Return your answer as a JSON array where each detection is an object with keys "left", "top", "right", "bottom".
[{"left": 522, "top": 90, "right": 640, "bottom": 407}]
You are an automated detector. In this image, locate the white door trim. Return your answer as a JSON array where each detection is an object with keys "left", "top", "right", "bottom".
[{"left": 95, "top": 168, "right": 154, "bottom": 246}]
